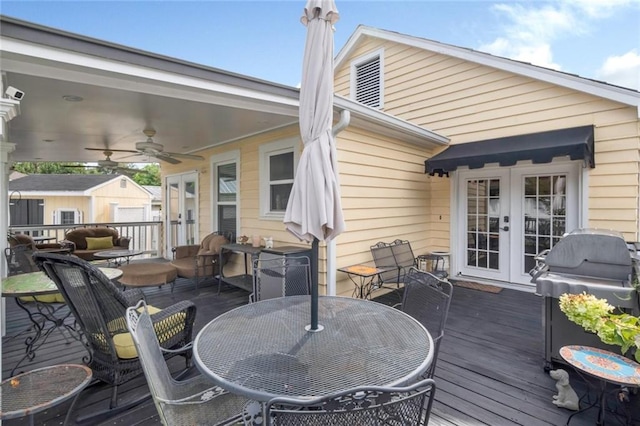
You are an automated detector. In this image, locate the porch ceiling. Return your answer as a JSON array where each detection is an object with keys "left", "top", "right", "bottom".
[{"left": 1, "top": 17, "right": 301, "bottom": 164}]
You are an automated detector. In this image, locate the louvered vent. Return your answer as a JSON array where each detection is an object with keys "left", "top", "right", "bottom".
[{"left": 355, "top": 56, "right": 381, "bottom": 108}]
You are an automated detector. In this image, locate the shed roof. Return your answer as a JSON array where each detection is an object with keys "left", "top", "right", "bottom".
[{"left": 8, "top": 174, "right": 121, "bottom": 192}]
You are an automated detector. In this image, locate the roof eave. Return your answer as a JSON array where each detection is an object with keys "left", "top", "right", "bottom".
[
  {"left": 334, "top": 95, "right": 449, "bottom": 148},
  {"left": 336, "top": 26, "right": 640, "bottom": 118}
]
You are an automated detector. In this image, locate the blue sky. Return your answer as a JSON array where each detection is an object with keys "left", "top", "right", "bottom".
[{"left": 1, "top": 1, "right": 639, "bottom": 89}]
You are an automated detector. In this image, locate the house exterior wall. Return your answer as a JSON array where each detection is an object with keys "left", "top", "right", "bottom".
[
  {"left": 12, "top": 179, "right": 152, "bottom": 225},
  {"left": 12, "top": 194, "right": 89, "bottom": 225},
  {"left": 162, "top": 121, "right": 438, "bottom": 296},
  {"left": 335, "top": 38, "right": 640, "bottom": 242}
]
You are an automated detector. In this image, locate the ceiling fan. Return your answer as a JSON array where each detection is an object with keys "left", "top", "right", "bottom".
[
  {"left": 64, "top": 150, "right": 145, "bottom": 174},
  {"left": 85, "top": 129, "right": 204, "bottom": 164}
]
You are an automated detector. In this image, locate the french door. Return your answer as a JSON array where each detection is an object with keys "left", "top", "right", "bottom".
[
  {"left": 165, "top": 172, "right": 198, "bottom": 257},
  {"left": 456, "top": 163, "right": 579, "bottom": 285}
]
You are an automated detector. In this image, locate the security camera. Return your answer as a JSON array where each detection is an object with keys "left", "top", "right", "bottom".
[{"left": 5, "top": 86, "right": 25, "bottom": 101}]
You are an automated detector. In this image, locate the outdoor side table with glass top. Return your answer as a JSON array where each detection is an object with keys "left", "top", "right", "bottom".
[
  {"left": 193, "top": 295, "right": 433, "bottom": 404},
  {"left": 2, "top": 268, "right": 123, "bottom": 376}
]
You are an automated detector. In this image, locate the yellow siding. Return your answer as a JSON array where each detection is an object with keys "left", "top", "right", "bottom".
[
  {"left": 336, "top": 38, "right": 640, "bottom": 242},
  {"left": 91, "top": 179, "right": 151, "bottom": 222}
]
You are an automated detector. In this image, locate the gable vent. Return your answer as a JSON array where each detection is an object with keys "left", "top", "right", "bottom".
[{"left": 355, "top": 56, "right": 381, "bottom": 108}]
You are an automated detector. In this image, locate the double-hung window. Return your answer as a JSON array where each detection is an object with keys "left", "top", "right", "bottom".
[
  {"left": 259, "top": 137, "right": 299, "bottom": 219},
  {"left": 213, "top": 150, "right": 239, "bottom": 239}
]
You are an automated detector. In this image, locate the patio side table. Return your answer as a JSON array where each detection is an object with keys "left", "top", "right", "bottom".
[
  {"left": 1, "top": 364, "right": 92, "bottom": 426},
  {"left": 2, "top": 268, "right": 123, "bottom": 376},
  {"left": 338, "top": 264, "right": 392, "bottom": 299},
  {"left": 560, "top": 345, "right": 640, "bottom": 426}
]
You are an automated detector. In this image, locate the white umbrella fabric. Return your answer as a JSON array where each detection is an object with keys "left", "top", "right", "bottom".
[{"left": 284, "top": 0, "right": 344, "bottom": 331}]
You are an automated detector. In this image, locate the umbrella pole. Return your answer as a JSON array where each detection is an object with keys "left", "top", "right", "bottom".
[{"left": 309, "top": 237, "right": 322, "bottom": 331}]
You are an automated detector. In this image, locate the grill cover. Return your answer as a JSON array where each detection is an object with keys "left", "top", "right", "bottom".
[{"left": 543, "top": 228, "right": 632, "bottom": 280}]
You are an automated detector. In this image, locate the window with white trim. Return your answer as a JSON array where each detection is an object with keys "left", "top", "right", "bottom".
[
  {"left": 259, "top": 138, "right": 299, "bottom": 219},
  {"left": 350, "top": 49, "right": 384, "bottom": 109},
  {"left": 54, "top": 208, "right": 81, "bottom": 225},
  {"left": 213, "top": 150, "right": 240, "bottom": 239}
]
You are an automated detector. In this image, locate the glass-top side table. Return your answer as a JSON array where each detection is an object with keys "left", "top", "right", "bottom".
[
  {"left": 2, "top": 268, "right": 123, "bottom": 376},
  {"left": 560, "top": 345, "right": 640, "bottom": 425},
  {"left": 1, "top": 364, "right": 92, "bottom": 426}
]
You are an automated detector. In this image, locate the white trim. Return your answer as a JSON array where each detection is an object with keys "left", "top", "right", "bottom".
[
  {"left": 211, "top": 150, "right": 240, "bottom": 237},
  {"left": 259, "top": 137, "right": 300, "bottom": 220},
  {"left": 54, "top": 207, "right": 81, "bottom": 225},
  {"left": 336, "top": 26, "right": 640, "bottom": 116},
  {"left": 1, "top": 38, "right": 300, "bottom": 116},
  {"left": 349, "top": 48, "right": 384, "bottom": 109}
]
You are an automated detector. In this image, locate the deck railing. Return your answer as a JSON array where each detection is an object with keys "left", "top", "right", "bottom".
[{"left": 8, "top": 221, "right": 164, "bottom": 258}]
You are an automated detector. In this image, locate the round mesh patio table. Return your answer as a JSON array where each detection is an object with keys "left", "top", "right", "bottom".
[
  {"left": 194, "top": 295, "right": 433, "bottom": 402},
  {"left": 1, "top": 364, "right": 92, "bottom": 426}
]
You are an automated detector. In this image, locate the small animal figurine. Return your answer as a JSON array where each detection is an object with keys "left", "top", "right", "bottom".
[
  {"left": 550, "top": 369, "right": 579, "bottom": 411},
  {"left": 263, "top": 237, "right": 273, "bottom": 249},
  {"left": 237, "top": 235, "right": 249, "bottom": 244}
]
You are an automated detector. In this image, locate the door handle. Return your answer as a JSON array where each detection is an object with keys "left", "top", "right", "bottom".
[{"left": 501, "top": 226, "right": 510, "bottom": 231}]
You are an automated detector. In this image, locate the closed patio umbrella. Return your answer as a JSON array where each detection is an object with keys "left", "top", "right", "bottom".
[{"left": 284, "top": 0, "right": 345, "bottom": 331}]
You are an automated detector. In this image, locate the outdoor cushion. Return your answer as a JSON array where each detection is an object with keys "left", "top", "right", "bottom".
[
  {"left": 110, "top": 306, "right": 187, "bottom": 359},
  {"left": 86, "top": 236, "right": 114, "bottom": 250},
  {"left": 18, "top": 293, "right": 66, "bottom": 303}
]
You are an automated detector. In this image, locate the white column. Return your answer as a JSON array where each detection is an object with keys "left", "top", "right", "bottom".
[{"left": 1, "top": 96, "right": 21, "bottom": 340}]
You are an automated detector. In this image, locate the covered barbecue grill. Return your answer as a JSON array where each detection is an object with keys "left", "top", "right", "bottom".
[{"left": 530, "top": 228, "right": 640, "bottom": 370}]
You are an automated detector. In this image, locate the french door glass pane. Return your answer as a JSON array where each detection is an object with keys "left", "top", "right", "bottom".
[
  {"left": 523, "top": 174, "right": 567, "bottom": 273},
  {"left": 466, "top": 179, "right": 500, "bottom": 270}
]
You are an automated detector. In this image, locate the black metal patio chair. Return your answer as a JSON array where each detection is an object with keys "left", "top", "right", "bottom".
[
  {"left": 250, "top": 255, "right": 312, "bottom": 303},
  {"left": 243, "top": 378, "right": 436, "bottom": 425},
  {"left": 32, "top": 252, "right": 197, "bottom": 423},
  {"left": 400, "top": 267, "right": 453, "bottom": 379},
  {"left": 126, "top": 300, "right": 247, "bottom": 425}
]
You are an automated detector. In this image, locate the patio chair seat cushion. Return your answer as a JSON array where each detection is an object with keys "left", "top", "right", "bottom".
[
  {"left": 109, "top": 305, "right": 187, "bottom": 359},
  {"left": 18, "top": 293, "right": 66, "bottom": 303}
]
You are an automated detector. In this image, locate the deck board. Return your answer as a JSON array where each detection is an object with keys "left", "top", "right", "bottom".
[{"left": 2, "top": 273, "right": 639, "bottom": 425}]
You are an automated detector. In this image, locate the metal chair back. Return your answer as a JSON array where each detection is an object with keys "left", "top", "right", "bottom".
[
  {"left": 32, "top": 252, "right": 196, "bottom": 419},
  {"left": 4, "top": 244, "right": 39, "bottom": 276},
  {"left": 401, "top": 268, "right": 453, "bottom": 378},
  {"left": 252, "top": 256, "right": 311, "bottom": 302},
  {"left": 260, "top": 378, "right": 436, "bottom": 426},
  {"left": 126, "top": 300, "right": 247, "bottom": 425},
  {"left": 126, "top": 301, "right": 175, "bottom": 423},
  {"left": 370, "top": 241, "right": 400, "bottom": 285}
]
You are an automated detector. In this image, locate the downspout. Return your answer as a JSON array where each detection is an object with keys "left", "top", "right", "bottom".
[{"left": 327, "top": 109, "right": 350, "bottom": 296}]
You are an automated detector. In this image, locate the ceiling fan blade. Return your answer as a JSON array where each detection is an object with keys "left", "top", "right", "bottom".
[
  {"left": 85, "top": 147, "right": 139, "bottom": 154},
  {"left": 154, "top": 153, "right": 181, "bottom": 164},
  {"left": 163, "top": 152, "right": 205, "bottom": 161}
]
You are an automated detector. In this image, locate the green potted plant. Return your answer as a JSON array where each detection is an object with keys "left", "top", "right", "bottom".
[{"left": 559, "top": 292, "right": 640, "bottom": 363}]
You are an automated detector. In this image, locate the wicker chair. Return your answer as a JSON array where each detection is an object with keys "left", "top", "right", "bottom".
[
  {"left": 400, "top": 268, "right": 453, "bottom": 379},
  {"left": 250, "top": 256, "right": 312, "bottom": 303},
  {"left": 170, "top": 231, "right": 232, "bottom": 291},
  {"left": 32, "top": 252, "right": 197, "bottom": 423},
  {"left": 243, "top": 378, "right": 436, "bottom": 426},
  {"left": 126, "top": 300, "right": 247, "bottom": 425}
]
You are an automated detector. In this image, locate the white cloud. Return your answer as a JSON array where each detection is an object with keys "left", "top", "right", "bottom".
[
  {"left": 479, "top": 0, "right": 634, "bottom": 80},
  {"left": 597, "top": 50, "right": 640, "bottom": 90}
]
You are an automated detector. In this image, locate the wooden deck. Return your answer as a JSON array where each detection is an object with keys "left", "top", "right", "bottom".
[{"left": 2, "top": 274, "right": 639, "bottom": 425}]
